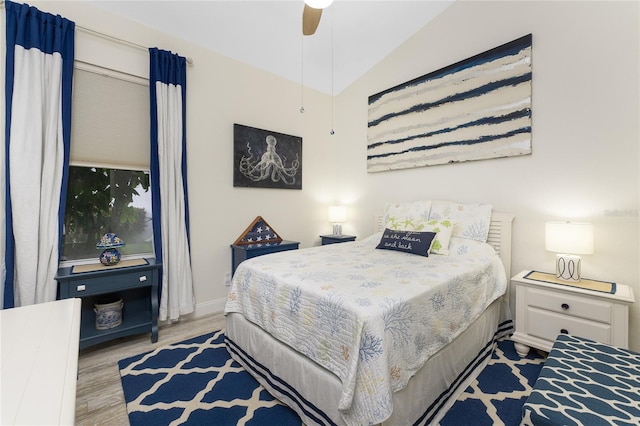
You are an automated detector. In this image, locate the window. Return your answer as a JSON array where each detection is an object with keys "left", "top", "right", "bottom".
[
  {"left": 61, "top": 166, "right": 153, "bottom": 261},
  {"left": 62, "top": 63, "right": 152, "bottom": 263}
]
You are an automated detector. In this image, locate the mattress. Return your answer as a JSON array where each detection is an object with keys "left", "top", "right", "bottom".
[
  {"left": 225, "top": 234, "right": 508, "bottom": 425},
  {"left": 521, "top": 334, "right": 640, "bottom": 426}
]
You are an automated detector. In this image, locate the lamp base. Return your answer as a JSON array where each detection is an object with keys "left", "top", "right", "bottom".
[
  {"left": 332, "top": 223, "right": 342, "bottom": 236},
  {"left": 555, "top": 254, "right": 581, "bottom": 282},
  {"left": 100, "top": 248, "right": 122, "bottom": 266}
]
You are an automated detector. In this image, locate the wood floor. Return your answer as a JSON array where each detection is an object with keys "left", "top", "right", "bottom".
[{"left": 75, "top": 312, "right": 225, "bottom": 425}]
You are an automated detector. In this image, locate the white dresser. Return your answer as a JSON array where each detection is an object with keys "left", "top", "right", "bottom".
[
  {"left": 1, "top": 298, "right": 81, "bottom": 425},
  {"left": 511, "top": 270, "right": 635, "bottom": 357}
]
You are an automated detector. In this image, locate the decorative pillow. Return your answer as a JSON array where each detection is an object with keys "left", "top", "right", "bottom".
[
  {"left": 383, "top": 200, "right": 432, "bottom": 232},
  {"left": 429, "top": 200, "right": 492, "bottom": 242},
  {"left": 376, "top": 229, "right": 437, "bottom": 257},
  {"left": 423, "top": 219, "right": 455, "bottom": 255}
]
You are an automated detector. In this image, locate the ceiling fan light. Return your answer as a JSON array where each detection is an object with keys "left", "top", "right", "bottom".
[{"left": 304, "top": 0, "right": 334, "bottom": 9}]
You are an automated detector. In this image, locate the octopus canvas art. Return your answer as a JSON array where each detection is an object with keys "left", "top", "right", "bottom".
[{"left": 234, "top": 124, "right": 302, "bottom": 189}]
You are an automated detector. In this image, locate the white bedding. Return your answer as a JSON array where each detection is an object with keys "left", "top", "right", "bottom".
[{"left": 224, "top": 233, "right": 507, "bottom": 425}]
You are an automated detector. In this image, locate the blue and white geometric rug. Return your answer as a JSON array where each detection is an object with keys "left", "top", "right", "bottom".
[
  {"left": 118, "top": 330, "right": 301, "bottom": 426},
  {"left": 440, "top": 337, "right": 546, "bottom": 425},
  {"left": 118, "top": 330, "right": 545, "bottom": 426}
]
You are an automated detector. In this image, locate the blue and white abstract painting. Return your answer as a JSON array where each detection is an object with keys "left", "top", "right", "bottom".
[{"left": 367, "top": 34, "right": 532, "bottom": 172}]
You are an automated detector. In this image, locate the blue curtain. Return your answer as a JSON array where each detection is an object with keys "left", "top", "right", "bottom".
[
  {"left": 149, "top": 48, "right": 194, "bottom": 321},
  {"left": 2, "top": 1, "right": 74, "bottom": 308}
]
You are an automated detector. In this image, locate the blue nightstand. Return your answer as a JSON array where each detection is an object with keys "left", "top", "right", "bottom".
[
  {"left": 231, "top": 240, "right": 299, "bottom": 275},
  {"left": 320, "top": 235, "right": 356, "bottom": 245}
]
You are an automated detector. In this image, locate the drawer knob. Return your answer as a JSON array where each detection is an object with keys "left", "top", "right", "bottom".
[
  {"left": 560, "top": 328, "right": 569, "bottom": 334},
  {"left": 561, "top": 303, "right": 569, "bottom": 310},
  {"left": 139, "top": 275, "right": 147, "bottom": 282}
]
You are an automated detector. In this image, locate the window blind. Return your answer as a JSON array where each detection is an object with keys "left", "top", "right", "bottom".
[{"left": 70, "top": 66, "right": 150, "bottom": 169}]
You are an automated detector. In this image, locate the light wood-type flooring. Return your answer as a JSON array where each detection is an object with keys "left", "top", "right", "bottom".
[{"left": 75, "top": 312, "right": 225, "bottom": 425}]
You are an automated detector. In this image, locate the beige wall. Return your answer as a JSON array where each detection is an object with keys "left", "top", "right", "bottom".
[
  {"left": 3, "top": 1, "right": 638, "bottom": 351},
  {"left": 5, "top": 0, "right": 339, "bottom": 316},
  {"left": 335, "top": 0, "right": 639, "bottom": 351}
]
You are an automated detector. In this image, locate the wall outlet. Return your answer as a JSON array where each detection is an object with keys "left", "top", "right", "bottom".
[{"left": 224, "top": 272, "right": 232, "bottom": 286}]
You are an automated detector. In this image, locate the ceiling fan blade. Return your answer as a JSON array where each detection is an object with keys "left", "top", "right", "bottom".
[{"left": 302, "top": 4, "right": 322, "bottom": 36}]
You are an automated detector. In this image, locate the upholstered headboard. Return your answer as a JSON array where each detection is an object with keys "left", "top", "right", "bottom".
[{"left": 373, "top": 211, "right": 514, "bottom": 280}]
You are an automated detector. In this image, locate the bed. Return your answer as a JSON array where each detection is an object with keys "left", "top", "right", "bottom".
[{"left": 225, "top": 200, "right": 514, "bottom": 425}]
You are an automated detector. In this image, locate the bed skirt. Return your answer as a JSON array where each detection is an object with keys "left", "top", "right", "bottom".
[{"left": 225, "top": 297, "right": 513, "bottom": 426}]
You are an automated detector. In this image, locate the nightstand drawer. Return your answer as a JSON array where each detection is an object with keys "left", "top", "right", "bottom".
[
  {"left": 526, "top": 306, "right": 611, "bottom": 344},
  {"left": 526, "top": 287, "right": 612, "bottom": 324},
  {"left": 67, "top": 271, "right": 153, "bottom": 297}
]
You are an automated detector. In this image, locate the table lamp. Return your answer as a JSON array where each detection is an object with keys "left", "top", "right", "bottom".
[
  {"left": 545, "top": 221, "right": 593, "bottom": 282},
  {"left": 97, "top": 233, "right": 126, "bottom": 266},
  {"left": 328, "top": 205, "right": 347, "bottom": 236},
  {"left": 305, "top": 0, "right": 334, "bottom": 8}
]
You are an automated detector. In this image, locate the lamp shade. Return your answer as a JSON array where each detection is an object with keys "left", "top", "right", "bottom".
[
  {"left": 305, "top": 0, "right": 334, "bottom": 9},
  {"left": 96, "top": 233, "right": 125, "bottom": 249},
  {"left": 545, "top": 222, "right": 593, "bottom": 255},
  {"left": 328, "top": 205, "right": 347, "bottom": 223}
]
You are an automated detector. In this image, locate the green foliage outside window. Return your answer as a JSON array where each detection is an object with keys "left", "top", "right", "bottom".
[{"left": 62, "top": 167, "right": 153, "bottom": 261}]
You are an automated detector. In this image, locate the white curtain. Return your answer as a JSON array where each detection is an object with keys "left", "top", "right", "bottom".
[
  {"left": 3, "top": 1, "right": 74, "bottom": 307},
  {"left": 149, "top": 48, "right": 194, "bottom": 321}
]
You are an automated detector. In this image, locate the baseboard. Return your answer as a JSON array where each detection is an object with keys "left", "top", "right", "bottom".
[
  {"left": 157, "top": 297, "right": 227, "bottom": 327},
  {"left": 194, "top": 297, "right": 227, "bottom": 317}
]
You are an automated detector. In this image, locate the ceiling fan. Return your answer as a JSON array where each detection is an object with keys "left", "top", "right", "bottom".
[{"left": 302, "top": 0, "right": 335, "bottom": 36}]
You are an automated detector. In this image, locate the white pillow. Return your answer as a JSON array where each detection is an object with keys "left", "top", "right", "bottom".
[
  {"left": 423, "top": 219, "right": 455, "bottom": 255},
  {"left": 429, "top": 200, "right": 492, "bottom": 242},
  {"left": 383, "top": 200, "right": 432, "bottom": 232}
]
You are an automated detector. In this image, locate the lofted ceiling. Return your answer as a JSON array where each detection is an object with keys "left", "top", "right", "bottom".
[{"left": 87, "top": 0, "right": 454, "bottom": 95}]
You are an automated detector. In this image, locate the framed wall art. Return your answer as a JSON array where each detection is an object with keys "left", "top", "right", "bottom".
[
  {"left": 367, "top": 34, "right": 532, "bottom": 172},
  {"left": 233, "top": 124, "right": 302, "bottom": 189}
]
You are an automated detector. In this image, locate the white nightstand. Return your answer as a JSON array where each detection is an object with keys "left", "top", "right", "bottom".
[{"left": 511, "top": 270, "right": 635, "bottom": 357}]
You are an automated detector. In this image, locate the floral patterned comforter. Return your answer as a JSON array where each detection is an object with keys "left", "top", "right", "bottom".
[{"left": 224, "top": 233, "right": 507, "bottom": 426}]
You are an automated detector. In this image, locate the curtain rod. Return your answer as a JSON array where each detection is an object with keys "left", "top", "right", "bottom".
[
  {"left": 77, "top": 26, "right": 194, "bottom": 65},
  {"left": 0, "top": 0, "right": 194, "bottom": 65}
]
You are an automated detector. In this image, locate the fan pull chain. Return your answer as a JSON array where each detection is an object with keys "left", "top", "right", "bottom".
[
  {"left": 300, "top": 34, "right": 305, "bottom": 113},
  {"left": 330, "top": 11, "right": 335, "bottom": 135}
]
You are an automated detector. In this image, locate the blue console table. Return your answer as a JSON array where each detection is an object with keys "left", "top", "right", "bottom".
[{"left": 56, "top": 258, "right": 161, "bottom": 350}]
